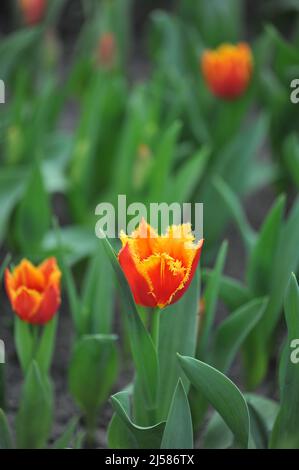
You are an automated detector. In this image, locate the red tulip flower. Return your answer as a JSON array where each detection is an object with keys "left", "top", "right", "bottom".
[
  {"left": 19, "top": 0, "right": 46, "bottom": 26},
  {"left": 118, "top": 220, "right": 203, "bottom": 308},
  {"left": 5, "top": 257, "right": 61, "bottom": 325},
  {"left": 201, "top": 42, "right": 253, "bottom": 100}
]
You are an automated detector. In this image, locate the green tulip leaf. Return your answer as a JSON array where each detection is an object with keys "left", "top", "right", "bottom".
[
  {"left": 16, "top": 361, "right": 53, "bottom": 449},
  {"left": 69, "top": 334, "right": 118, "bottom": 424},
  {"left": 161, "top": 379, "right": 193, "bottom": 449},
  {"left": 108, "top": 390, "right": 165, "bottom": 449},
  {"left": 212, "top": 298, "right": 267, "bottom": 373},
  {"left": 270, "top": 274, "right": 299, "bottom": 448},
  {"left": 178, "top": 355, "right": 250, "bottom": 448}
]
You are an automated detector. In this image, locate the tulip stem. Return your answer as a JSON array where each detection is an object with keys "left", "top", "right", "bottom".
[
  {"left": 32, "top": 325, "right": 40, "bottom": 358},
  {"left": 85, "top": 412, "right": 97, "bottom": 448},
  {"left": 151, "top": 309, "right": 160, "bottom": 352}
]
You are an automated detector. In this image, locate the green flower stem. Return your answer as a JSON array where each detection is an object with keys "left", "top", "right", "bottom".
[
  {"left": 148, "top": 308, "right": 161, "bottom": 425},
  {"left": 151, "top": 308, "right": 160, "bottom": 352},
  {"left": 32, "top": 325, "right": 41, "bottom": 359},
  {"left": 85, "top": 411, "right": 97, "bottom": 448}
]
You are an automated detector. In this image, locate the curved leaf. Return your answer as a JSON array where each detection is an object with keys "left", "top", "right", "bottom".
[
  {"left": 178, "top": 354, "right": 250, "bottom": 448},
  {"left": 198, "top": 241, "right": 228, "bottom": 357},
  {"left": 270, "top": 274, "right": 299, "bottom": 448},
  {"left": 161, "top": 379, "right": 193, "bottom": 449},
  {"left": 16, "top": 361, "right": 53, "bottom": 449},
  {"left": 0, "top": 409, "right": 13, "bottom": 449},
  {"left": 212, "top": 298, "right": 267, "bottom": 372},
  {"left": 109, "top": 391, "right": 165, "bottom": 449},
  {"left": 247, "top": 194, "right": 285, "bottom": 295},
  {"left": 69, "top": 334, "right": 118, "bottom": 420}
]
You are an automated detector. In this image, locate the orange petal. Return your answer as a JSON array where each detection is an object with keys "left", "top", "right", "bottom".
[
  {"left": 13, "top": 287, "right": 42, "bottom": 322},
  {"left": 13, "top": 259, "right": 45, "bottom": 292},
  {"left": 169, "top": 239, "right": 204, "bottom": 306},
  {"left": 120, "top": 218, "right": 158, "bottom": 261},
  {"left": 118, "top": 242, "right": 157, "bottom": 307},
  {"left": 141, "top": 254, "right": 186, "bottom": 308},
  {"left": 33, "top": 283, "right": 61, "bottom": 324},
  {"left": 39, "top": 257, "right": 61, "bottom": 285},
  {"left": 156, "top": 225, "right": 196, "bottom": 269}
]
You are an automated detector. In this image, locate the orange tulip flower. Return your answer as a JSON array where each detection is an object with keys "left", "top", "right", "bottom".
[
  {"left": 5, "top": 258, "right": 61, "bottom": 325},
  {"left": 19, "top": 0, "right": 46, "bottom": 26},
  {"left": 118, "top": 220, "right": 203, "bottom": 308},
  {"left": 201, "top": 42, "right": 253, "bottom": 100}
]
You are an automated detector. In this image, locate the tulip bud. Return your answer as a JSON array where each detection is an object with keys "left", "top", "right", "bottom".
[
  {"left": 5, "top": 258, "right": 61, "bottom": 325},
  {"left": 118, "top": 219, "right": 204, "bottom": 308},
  {"left": 201, "top": 42, "right": 253, "bottom": 100}
]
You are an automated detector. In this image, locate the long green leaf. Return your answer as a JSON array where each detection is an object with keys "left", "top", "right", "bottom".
[
  {"left": 202, "top": 269, "right": 252, "bottom": 311},
  {"left": 149, "top": 121, "right": 181, "bottom": 201},
  {"left": 214, "top": 177, "right": 256, "bottom": 250},
  {"left": 264, "top": 196, "right": 299, "bottom": 338},
  {"left": 157, "top": 269, "right": 199, "bottom": 420},
  {"left": 0, "top": 409, "right": 13, "bottom": 449},
  {"left": 69, "top": 334, "right": 118, "bottom": 422},
  {"left": 166, "top": 146, "right": 210, "bottom": 203},
  {"left": 212, "top": 298, "right": 267, "bottom": 372},
  {"left": 15, "top": 162, "right": 50, "bottom": 255},
  {"left": 246, "top": 394, "right": 279, "bottom": 449},
  {"left": 52, "top": 418, "right": 78, "bottom": 449},
  {"left": 178, "top": 355, "right": 250, "bottom": 448},
  {"left": 270, "top": 274, "right": 299, "bottom": 448},
  {"left": 82, "top": 243, "right": 115, "bottom": 334},
  {"left": 16, "top": 361, "right": 53, "bottom": 449},
  {"left": 0, "top": 169, "right": 25, "bottom": 246},
  {"left": 161, "top": 379, "right": 193, "bottom": 449},
  {"left": 198, "top": 241, "right": 228, "bottom": 357},
  {"left": 52, "top": 218, "right": 83, "bottom": 333},
  {"left": 247, "top": 194, "right": 285, "bottom": 295},
  {"left": 204, "top": 394, "right": 278, "bottom": 450}
]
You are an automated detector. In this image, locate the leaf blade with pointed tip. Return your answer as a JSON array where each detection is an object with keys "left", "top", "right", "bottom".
[
  {"left": 16, "top": 361, "right": 53, "bottom": 449},
  {"left": 270, "top": 274, "right": 299, "bottom": 448},
  {"left": 212, "top": 298, "right": 267, "bottom": 373},
  {"left": 68, "top": 334, "right": 118, "bottom": 421},
  {"left": 178, "top": 355, "right": 250, "bottom": 448},
  {"left": 0, "top": 409, "right": 13, "bottom": 449},
  {"left": 161, "top": 379, "right": 193, "bottom": 449}
]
